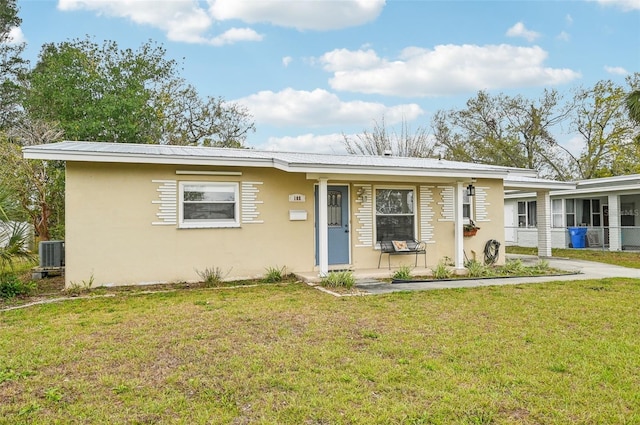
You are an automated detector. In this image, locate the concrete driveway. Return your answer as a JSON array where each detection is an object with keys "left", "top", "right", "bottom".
[{"left": 355, "top": 254, "right": 640, "bottom": 295}]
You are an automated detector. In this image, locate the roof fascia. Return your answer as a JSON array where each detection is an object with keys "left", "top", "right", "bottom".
[
  {"left": 23, "top": 148, "right": 275, "bottom": 168},
  {"left": 504, "top": 184, "right": 640, "bottom": 199},
  {"left": 503, "top": 181, "right": 576, "bottom": 191}
]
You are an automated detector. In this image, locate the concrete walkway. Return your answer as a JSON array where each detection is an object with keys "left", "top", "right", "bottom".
[{"left": 355, "top": 254, "right": 640, "bottom": 295}]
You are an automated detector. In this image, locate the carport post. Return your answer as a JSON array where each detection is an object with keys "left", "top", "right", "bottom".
[{"left": 536, "top": 190, "right": 552, "bottom": 257}]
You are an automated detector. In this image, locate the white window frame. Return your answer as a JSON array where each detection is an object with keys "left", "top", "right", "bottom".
[
  {"left": 463, "top": 191, "right": 472, "bottom": 223},
  {"left": 517, "top": 200, "right": 537, "bottom": 228},
  {"left": 374, "top": 185, "right": 417, "bottom": 244},
  {"left": 552, "top": 199, "right": 564, "bottom": 228},
  {"left": 178, "top": 181, "right": 240, "bottom": 229},
  {"left": 565, "top": 199, "right": 576, "bottom": 227}
]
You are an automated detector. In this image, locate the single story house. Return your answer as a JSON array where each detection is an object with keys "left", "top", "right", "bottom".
[
  {"left": 505, "top": 174, "right": 640, "bottom": 250},
  {"left": 23, "top": 141, "right": 573, "bottom": 288}
]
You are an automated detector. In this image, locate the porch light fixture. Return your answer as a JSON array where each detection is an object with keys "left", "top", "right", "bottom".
[{"left": 466, "top": 184, "right": 476, "bottom": 197}]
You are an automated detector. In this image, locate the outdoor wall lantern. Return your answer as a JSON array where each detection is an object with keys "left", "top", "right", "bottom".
[{"left": 466, "top": 184, "right": 476, "bottom": 197}]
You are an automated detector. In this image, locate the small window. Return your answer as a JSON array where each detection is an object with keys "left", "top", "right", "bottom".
[
  {"left": 552, "top": 199, "right": 563, "bottom": 228},
  {"left": 179, "top": 182, "right": 239, "bottom": 228},
  {"left": 463, "top": 192, "right": 471, "bottom": 220},
  {"left": 517, "top": 200, "right": 537, "bottom": 227},
  {"left": 565, "top": 199, "right": 575, "bottom": 227}
]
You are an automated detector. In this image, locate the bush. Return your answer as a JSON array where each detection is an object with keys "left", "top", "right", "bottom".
[
  {"left": 263, "top": 266, "right": 287, "bottom": 283},
  {"left": 465, "top": 260, "right": 490, "bottom": 277},
  {"left": 320, "top": 271, "right": 355, "bottom": 289},
  {"left": 432, "top": 261, "right": 452, "bottom": 280},
  {"left": 0, "top": 273, "right": 34, "bottom": 299},
  {"left": 501, "top": 259, "right": 525, "bottom": 275},
  {"left": 392, "top": 265, "right": 413, "bottom": 280},
  {"left": 195, "top": 266, "right": 229, "bottom": 287}
]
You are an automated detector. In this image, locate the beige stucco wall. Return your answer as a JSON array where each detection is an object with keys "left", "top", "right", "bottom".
[
  {"left": 65, "top": 162, "right": 316, "bottom": 287},
  {"left": 65, "top": 162, "right": 506, "bottom": 287}
]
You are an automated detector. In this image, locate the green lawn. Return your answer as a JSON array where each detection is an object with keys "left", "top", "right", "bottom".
[
  {"left": 1, "top": 279, "right": 639, "bottom": 424},
  {"left": 506, "top": 246, "right": 640, "bottom": 269}
]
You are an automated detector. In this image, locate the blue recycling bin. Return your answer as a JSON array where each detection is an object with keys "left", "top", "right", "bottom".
[{"left": 568, "top": 227, "right": 587, "bottom": 248}]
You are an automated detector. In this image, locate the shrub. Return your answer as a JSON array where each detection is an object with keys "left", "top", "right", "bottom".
[
  {"left": 195, "top": 266, "right": 229, "bottom": 287},
  {"left": 0, "top": 273, "right": 35, "bottom": 299},
  {"left": 263, "top": 265, "right": 287, "bottom": 283},
  {"left": 532, "top": 259, "right": 550, "bottom": 273},
  {"left": 501, "top": 259, "right": 525, "bottom": 275},
  {"left": 392, "top": 265, "right": 413, "bottom": 280},
  {"left": 64, "top": 275, "right": 94, "bottom": 296},
  {"left": 432, "top": 261, "right": 452, "bottom": 280},
  {"left": 320, "top": 271, "right": 355, "bottom": 289},
  {"left": 465, "top": 260, "right": 490, "bottom": 277}
]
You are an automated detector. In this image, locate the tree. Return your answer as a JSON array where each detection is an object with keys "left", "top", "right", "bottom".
[
  {"left": 23, "top": 37, "right": 255, "bottom": 146},
  {"left": 567, "top": 77, "right": 639, "bottom": 179},
  {"left": 0, "top": 121, "right": 65, "bottom": 241},
  {"left": 24, "top": 38, "right": 174, "bottom": 143},
  {"left": 431, "top": 90, "right": 574, "bottom": 180},
  {"left": 158, "top": 80, "right": 255, "bottom": 147},
  {"left": 342, "top": 116, "right": 436, "bottom": 158},
  {"left": 0, "top": 0, "right": 28, "bottom": 130}
]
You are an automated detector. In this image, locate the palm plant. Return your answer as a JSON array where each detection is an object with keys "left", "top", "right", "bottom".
[
  {"left": 626, "top": 89, "right": 640, "bottom": 126},
  {"left": 0, "top": 187, "right": 34, "bottom": 272}
]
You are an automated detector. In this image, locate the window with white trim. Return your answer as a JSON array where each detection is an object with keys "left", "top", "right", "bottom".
[
  {"left": 517, "top": 200, "right": 537, "bottom": 227},
  {"left": 179, "top": 182, "right": 239, "bottom": 228},
  {"left": 565, "top": 199, "right": 576, "bottom": 227},
  {"left": 375, "top": 188, "right": 415, "bottom": 241},
  {"left": 463, "top": 192, "right": 471, "bottom": 220},
  {"left": 552, "top": 199, "right": 563, "bottom": 227}
]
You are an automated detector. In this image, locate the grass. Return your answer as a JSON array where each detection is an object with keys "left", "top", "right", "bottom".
[
  {"left": 1, "top": 278, "right": 639, "bottom": 424},
  {"left": 506, "top": 246, "right": 640, "bottom": 269}
]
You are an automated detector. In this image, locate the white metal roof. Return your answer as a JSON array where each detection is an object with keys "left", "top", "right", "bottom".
[{"left": 22, "top": 141, "right": 570, "bottom": 189}]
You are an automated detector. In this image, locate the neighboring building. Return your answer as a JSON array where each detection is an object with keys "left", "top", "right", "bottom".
[
  {"left": 505, "top": 174, "right": 640, "bottom": 250},
  {"left": 23, "top": 141, "right": 571, "bottom": 288}
]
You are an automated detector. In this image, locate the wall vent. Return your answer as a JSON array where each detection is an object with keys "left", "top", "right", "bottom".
[{"left": 39, "top": 241, "right": 65, "bottom": 268}]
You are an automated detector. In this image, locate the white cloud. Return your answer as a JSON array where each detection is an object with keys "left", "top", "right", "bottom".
[
  {"left": 4, "top": 27, "right": 26, "bottom": 44},
  {"left": 282, "top": 56, "right": 293, "bottom": 67},
  {"left": 557, "top": 31, "right": 571, "bottom": 42},
  {"left": 320, "top": 45, "right": 581, "bottom": 97},
  {"left": 593, "top": 0, "right": 640, "bottom": 11},
  {"left": 565, "top": 14, "right": 574, "bottom": 25},
  {"left": 506, "top": 22, "right": 541, "bottom": 42},
  {"left": 236, "top": 88, "right": 423, "bottom": 127},
  {"left": 604, "top": 65, "right": 628, "bottom": 75},
  {"left": 210, "top": 28, "right": 263, "bottom": 46},
  {"left": 256, "top": 133, "right": 348, "bottom": 154},
  {"left": 58, "top": 0, "right": 216, "bottom": 43},
  {"left": 208, "top": 0, "right": 386, "bottom": 31}
]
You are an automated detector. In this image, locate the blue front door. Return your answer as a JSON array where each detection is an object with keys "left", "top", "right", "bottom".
[{"left": 315, "top": 185, "right": 350, "bottom": 265}]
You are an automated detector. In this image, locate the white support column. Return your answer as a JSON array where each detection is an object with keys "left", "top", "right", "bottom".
[
  {"left": 608, "top": 194, "right": 621, "bottom": 251},
  {"left": 318, "top": 178, "right": 329, "bottom": 277},
  {"left": 536, "top": 191, "right": 552, "bottom": 257},
  {"left": 454, "top": 182, "right": 465, "bottom": 270}
]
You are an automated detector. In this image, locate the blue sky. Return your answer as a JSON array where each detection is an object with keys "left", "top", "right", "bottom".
[{"left": 12, "top": 0, "right": 640, "bottom": 154}]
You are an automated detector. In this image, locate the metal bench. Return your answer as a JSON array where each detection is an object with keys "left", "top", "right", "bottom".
[{"left": 378, "top": 240, "right": 427, "bottom": 269}]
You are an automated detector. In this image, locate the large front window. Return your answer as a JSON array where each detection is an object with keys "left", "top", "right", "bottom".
[
  {"left": 375, "top": 188, "right": 415, "bottom": 241},
  {"left": 179, "top": 182, "right": 239, "bottom": 228}
]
